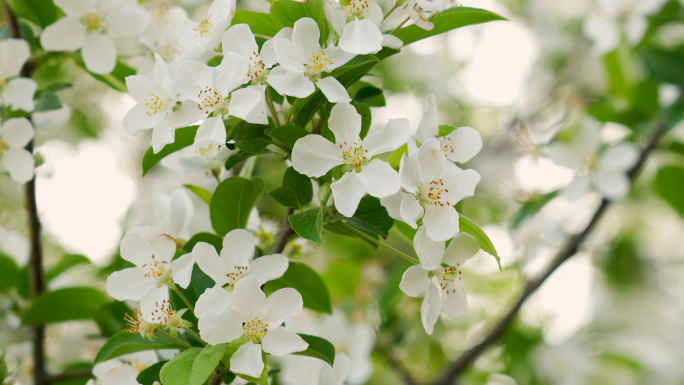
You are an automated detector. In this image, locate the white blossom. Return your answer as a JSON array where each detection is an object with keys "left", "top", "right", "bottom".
[
  {"left": 176, "top": 0, "right": 235, "bottom": 60},
  {"left": 324, "top": 0, "right": 393, "bottom": 55},
  {"left": 280, "top": 353, "right": 350, "bottom": 385},
  {"left": 160, "top": 144, "right": 233, "bottom": 175},
  {"left": 0, "top": 117, "right": 35, "bottom": 183},
  {"left": 0, "top": 39, "right": 36, "bottom": 112},
  {"left": 153, "top": 188, "right": 194, "bottom": 241}
]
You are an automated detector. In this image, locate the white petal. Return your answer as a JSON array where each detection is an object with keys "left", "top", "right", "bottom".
[
  {"left": 120, "top": 233, "right": 153, "bottom": 266},
  {"left": 227, "top": 87, "right": 261, "bottom": 122},
  {"left": 193, "top": 241, "right": 230, "bottom": 286},
  {"left": 266, "top": 66, "right": 288, "bottom": 95},
  {"left": 231, "top": 275, "right": 267, "bottom": 321},
  {"left": 599, "top": 142, "right": 639, "bottom": 172},
  {"left": 443, "top": 126, "right": 483, "bottom": 163},
  {"left": 220, "top": 229, "right": 254, "bottom": 266},
  {"left": 198, "top": 308, "right": 244, "bottom": 345},
  {"left": 151, "top": 120, "right": 175, "bottom": 154},
  {"left": 195, "top": 285, "right": 232, "bottom": 318},
  {"left": 215, "top": 53, "right": 249, "bottom": 95},
  {"left": 408, "top": 6, "right": 434, "bottom": 31},
  {"left": 166, "top": 101, "right": 204, "bottom": 128},
  {"left": 0, "top": 39, "right": 30, "bottom": 77},
  {"left": 170, "top": 252, "right": 194, "bottom": 289},
  {"left": 275, "top": 38, "right": 306, "bottom": 74},
  {"left": 140, "top": 286, "right": 169, "bottom": 323},
  {"left": 167, "top": 188, "right": 194, "bottom": 238},
  {"left": 331, "top": 171, "right": 366, "bottom": 217},
  {"left": 261, "top": 28, "right": 293, "bottom": 68},
  {"left": 595, "top": 171, "right": 631, "bottom": 201},
  {"left": 40, "top": 17, "right": 85, "bottom": 51},
  {"left": 563, "top": 175, "right": 590, "bottom": 201},
  {"left": 175, "top": 61, "right": 215, "bottom": 102},
  {"left": 363, "top": 118, "right": 411, "bottom": 157},
  {"left": 321, "top": 46, "right": 354, "bottom": 71},
  {"left": 101, "top": 365, "right": 141, "bottom": 385},
  {"left": 328, "top": 102, "right": 361, "bottom": 144},
  {"left": 2, "top": 78, "right": 37, "bottom": 112},
  {"left": 0, "top": 118, "right": 34, "bottom": 147},
  {"left": 106, "top": 268, "right": 157, "bottom": 301},
  {"left": 380, "top": 193, "right": 404, "bottom": 222},
  {"left": 324, "top": 2, "right": 345, "bottom": 35},
  {"left": 222, "top": 24, "right": 258, "bottom": 59},
  {"left": 413, "top": 225, "right": 444, "bottom": 270},
  {"left": 53, "top": 0, "right": 91, "bottom": 18},
  {"left": 339, "top": 18, "right": 383, "bottom": 55},
  {"left": 243, "top": 84, "right": 269, "bottom": 125},
  {"left": 440, "top": 280, "right": 467, "bottom": 318},
  {"left": 399, "top": 265, "right": 430, "bottom": 297},
  {"left": 381, "top": 34, "right": 404, "bottom": 49},
  {"left": 263, "top": 288, "right": 303, "bottom": 327},
  {"left": 230, "top": 342, "right": 264, "bottom": 378},
  {"left": 443, "top": 164, "right": 480, "bottom": 204},
  {"left": 356, "top": 159, "right": 400, "bottom": 198},
  {"left": 400, "top": 154, "right": 420, "bottom": 193},
  {"left": 423, "top": 205, "right": 460, "bottom": 242},
  {"left": 249, "top": 254, "right": 289, "bottom": 285},
  {"left": 282, "top": 72, "right": 316, "bottom": 98},
  {"left": 262, "top": 327, "right": 308, "bottom": 356},
  {"left": 153, "top": 234, "right": 177, "bottom": 262},
  {"left": 194, "top": 116, "right": 226, "bottom": 147},
  {"left": 82, "top": 34, "right": 116, "bottom": 74},
  {"left": 416, "top": 0, "right": 444, "bottom": 11},
  {"left": 317, "top": 77, "right": 351, "bottom": 103},
  {"left": 107, "top": 2, "right": 150, "bottom": 38},
  {"left": 442, "top": 233, "right": 480, "bottom": 267},
  {"left": 417, "top": 138, "right": 446, "bottom": 186},
  {"left": 399, "top": 193, "right": 423, "bottom": 228},
  {"left": 291, "top": 135, "right": 343, "bottom": 177},
  {"left": 122, "top": 104, "right": 161, "bottom": 136},
  {"left": 292, "top": 17, "right": 321, "bottom": 58},
  {"left": 2, "top": 148, "right": 34, "bottom": 183},
  {"left": 421, "top": 282, "right": 441, "bottom": 335}
]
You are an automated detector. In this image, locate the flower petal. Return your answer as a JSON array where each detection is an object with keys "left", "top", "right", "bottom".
[
  {"left": 356, "top": 159, "right": 400, "bottom": 198},
  {"left": 322, "top": 46, "right": 354, "bottom": 71},
  {"left": 275, "top": 38, "right": 306, "bottom": 74},
  {"left": 421, "top": 281, "right": 441, "bottom": 335},
  {"left": 167, "top": 188, "right": 193, "bottom": 239},
  {"left": 261, "top": 28, "right": 293, "bottom": 68},
  {"left": 0, "top": 118, "right": 34, "bottom": 148},
  {"left": 106, "top": 267, "right": 157, "bottom": 301},
  {"left": 328, "top": 102, "right": 361, "bottom": 145},
  {"left": 215, "top": 53, "right": 249, "bottom": 95},
  {"left": 228, "top": 87, "right": 262, "bottom": 122},
  {"left": 599, "top": 142, "right": 639, "bottom": 172},
  {"left": 230, "top": 341, "right": 264, "bottom": 378},
  {"left": 222, "top": 24, "right": 259, "bottom": 59},
  {"left": 440, "top": 280, "right": 467, "bottom": 318},
  {"left": 151, "top": 120, "right": 175, "bottom": 154},
  {"left": 107, "top": 2, "right": 150, "bottom": 38},
  {"left": 170, "top": 252, "right": 194, "bottom": 289},
  {"left": 194, "top": 116, "right": 226, "bottom": 148},
  {"left": 153, "top": 234, "right": 176, "bottom": 262},
  {"left": 175, "top": 60, "right": 214, "bottom": 102},
  {"left": 282, "top": 72, "right": 316, "bottom": 98},
  {"left": 380, "top": 192, "right": 403, "bottom": 222},
  {"left": 595, "top": 171, "right": 631, "bottom": 201},
  {"left": 413, "top": 225, "right": 444, "bottom": 270},
  {"left": 262, "top": 327, "right": 308, "bottom": 356},
  {"left": 400, "top": 153, "right": 420, "bottom": 193},
  {"left": 231, "top": 275, "right": 267, "bottom": 321},
  {"left": 193, "top": 242, "right": 230, "bottom": 286},
  {"left": 82, "top": 33, "right": 116, "bottom": 74},
  {"left": 167, "top": 101, "right": 204, "bottom": 128},
  {"left": 292, "top": 17, "right": 321, "bottom": 58},
  {"left": 101, "top": 365, "right": 141, "bottom": 385},
  {"left": 195, "top": 285, "right": 232, "bottom": 318},
  {"left": 363, "top": 118, "right": 411, "bottom": 157},
  {"left": 423, "top": 205, "right": 460, "bottom": 242},
  {"left": 442, "top": 233, "right": 480, "bottom": 267},
  {"left": 263, "top": 288, "right": 303, "bottom": 328},
  {"left": 2, "top": 148, "right": 34, "bottom": 183},
  {"left": 220, "top": 229, "right": 255, "bottom": 266},
  {"left": 400, "top": 193, "right": 423, "bottom": 228},
  {"left": 0, "top": 39, "right": 30, "bottom": 77},
  {"left": 2, "top": 78, "right": 37, "bottom": 112},
  {"left": 443, "top": 164, "right": 480, "bottom": 204},
  {"left": 381, "top": 34, "right": 403, "bottom": 49},
  {"left": 399, "top": 265, "right": 430, "bottom": 297},
  {"left": 339, "top": 18, "right": 383, "bottom": 55},
  {"left": 249, "top": 254, "right": 289, "bottom": 285},
  {"left": 443, "top": 126, "right": 483, "bottom": 163},
  {"left": 120, "top": 233, "right": 153, "bottom": 266},
  {"left": 40, "top": 17, "right": 85, "bottom": 51},
  {"left": 316, "top": 76, "right": 351, "bottom": 103},
  {"left": 292, "top": 134, "right": 343, "bottom": 177},
  {"left": 331, "top": 171, "right": 366, "bottom": 217},
  {"left": 140, "top": 286, "right": 169, "bottom": 323},
  {"left": 198, "top": 308, "right": 244, "bottom": 345},
  {"left": 417, "top": 138, "right": 446, "bottom": 186}
]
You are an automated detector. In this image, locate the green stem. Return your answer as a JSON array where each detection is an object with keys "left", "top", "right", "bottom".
[
  {"left": 390, "top": 16, "right": 411, "bottom": 35},
  {"left": 168, "top": 282, "right": 195, "bottom": 312},
  {"left": 384, "top": 2, "right": 400, "bottom": 19},
  {"left": 346, "top": 225, "right": 420, "bottom": 264},
  {"left": 265, "top": 90, "right": 282, "bottom": 127},
  {"left": 157, "top": 329, "right": 193, "bottom": 349},
  {"left": 183, "top": 327, "right": 205, "bottom": 345}
]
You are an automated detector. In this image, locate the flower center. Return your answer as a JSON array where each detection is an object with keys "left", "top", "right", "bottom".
[
  {"left": 305, "top": 50, "right": 333, "bottom": 79},
  {"left": 144, "top": 92, "right": 168, "bottom": 116},
  {"left": 242, "top": 317, "right": 269, "bottom": 343},
  {"left": 225, "top": 265, "right": 248, "bottom": 290},
  {"left": 437, "top": 135, "right": 456, "bottom": 155},
  {"left": 141, "top": 255, "right": 171, "bottom": 285},
  {"left": 82, "top": 12, "right": 108, "bottom": 33},
  {"left": 247, "top": 52, "right": 269, "bottom": 84},
  {"left": 194, "top": 17, "right": 212, "bottom": 37},
  {"left": 124, "top": 308, "right": 156, "bottom": 337},
  {"left": 349, "top": 0, "right": 369, "bottom": 18},
  {"left": 197, "top": 86, "right": 228, "bottom": 115},
  {"left": 432, "top": 265, "right": 461, "bottom": 293},
  {"left": 340, "top": 140, "right": 368, "bottom": 168},
  {"left": 148, "top": 298, "right": 173, "bottom": 325},
  {"left": 415, "top": 179, "right": 452, "bottom": 207},
  {"left": 579, "top": 154, "right": 599, "bottom": 176}
]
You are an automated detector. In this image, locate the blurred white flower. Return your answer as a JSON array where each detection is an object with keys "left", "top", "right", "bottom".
[
  {"left": 139, "top": 3, "right": 188, "bottom": 63},
  {"left": 273, "top": 18, "right": 355, "bottom": 103},
  {"left": 153, "top": 188, "right": 194, "bottom": 241},
  {"left": 0, "top": 225, "right": 29, "bottom": 266},
  {"left": 324, "top": 0, "right": 387, "bottom": 55},
  {"left": 198, "top": 275, "right": 308, "bottom": 378},
  {"left": 160, "top": 144, "right": 233, "bottom": 176},
  {"left": 247, "top": 208, "right": 281, "bottom": 249},
  {"left": 100, "top": 365, "right": 142, "bottom": 385},
  {"left": 176, "top": 0, "right": 235, "bottom": 60},
  {"left": 279, "top": 353, "right": 350, "bottom": 385},
  {"left": 399, "top": 233, "right": 480, "bottom": 334},
  {"left": 41, "top": 0, "right": 150, "bottom": 74},
  {"left": 0, "top": 39, "right": 36, "bottom": 111},
  {"left": 0, "top": 117, "right": 35, "bottom": 183},
  {"left": 292, "top": 102, "right": 411, "bottom": 216}
]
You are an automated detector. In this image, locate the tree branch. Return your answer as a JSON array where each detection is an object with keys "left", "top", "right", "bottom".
[
  {"left": 273, "top": 207, "right": 295, "bottom": 254},
  {"left": 432, "top": 118, "right": 668, "bottom": 385}
]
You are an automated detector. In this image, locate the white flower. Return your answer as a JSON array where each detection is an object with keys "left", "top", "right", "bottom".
[
  {"left": 153, "top": 188, "right": 194, "bottom": 241},
  {"left": 0, "top": 39, "right": 37, "bottom": 112},
  {"left": 549, "top": 121, "right": 639, "bottom": 201},
  {"left": 0, "top": 225, "right": 30, "bottom": 266},
  {"left": 167, "top": 56, "right": 262, "bottom": 147},
  {"left": 0, "top": 117, "right": 35, "bottom": 183},
  {"left": 381, "top": 138, "right": 480, "bottom": 267},
  {"left": 279, "top": 353, "right": 350, "bottom": 385},
  {"left": 176, "top": 0, "right": 235, "bottom": 60},
  {"left": 40, "top": 0, "right": 150, "bottom": 74},
  {"left": 247, "top": 208, "right": 281, "bottom": 249},
  {"left": 292, "top": 102, "right": 411, "bottom": 216},
  {"left": 198, "top": 275, "right": 308, "bottom": 378},
  {"left": 384, "top": 0, "right": 452, "bottom": 32},
  {"left": 399, "top": 233, "right": 480, "bottom": 334},
  {"left": 139, "top": 4, "right": 188, "bottom": 63},
  {"left": 221, "top": 24, "right": 293, "bottom": 124},
  {"left": 273, "top": 18, "right": 355, "bottom": 103},
  {"left": 106, "top": 228, "right": 193, "bottom": 301},
  {"left": 191, "top": 229, "right": 289, "bottom": 318},
  {"left": 100, "top": 366, "right": 141, "bottom": 385},
  {"left": 410, "top": 94, "right": 482, "bottom": 164},
  {"left": 324, "top": 0, "right": 385, "bottom": 55},
  {"left": 123, "top": 54, "right": 180, "bottom": 153},
  {"left": 140, "top": 287, "right": 192, "bottom": 337},
  {"left": 160, "top": 144, "right": 233, "bottom": 175}
]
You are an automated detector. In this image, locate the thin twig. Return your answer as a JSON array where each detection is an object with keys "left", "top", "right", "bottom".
[
  {"left": 431, "top": 118, "right": 668, "bottom": 385},
  {"left": 273, "top": 207, "right": 295, "bottom": 254},
  {"left": 44, "top": 370, "right": 93, "bottom": 383},
  {"left": 346, "top": 225, "right": 420, "bottom": 264}
]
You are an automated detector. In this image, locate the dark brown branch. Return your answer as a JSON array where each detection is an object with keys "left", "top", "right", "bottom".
[
  {"left": 44, "top": 370, "right": 93, "bottom": 383},
  {"left": 432, "top": 118, "right": 668, "bottom": 385},
  {"left": 273, "top": 206, "right": 295, "bottom": 254}
]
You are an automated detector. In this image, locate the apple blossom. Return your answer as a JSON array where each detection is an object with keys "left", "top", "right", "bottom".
[
  {"left": 140, "top": 287, "right": 193, "bottom": 337},
  {"left": 273, "top": 18, "right": 355, "bottom": 103},
  {"left": 324, "top": 0, "right": 384, "bottom": 54},
  {"left": 160, "top": 144, "right": 233, "bottom": 175},
  {"left": 153, "top": 188, "right": 194, "bottom": 241},
  {"left": 139, "top": 3, "right": 188, "bottom": 63},
  {"left": 191, "top": 229, "right": 289, "bottom": 318},
  {"left": 399, "top": 233, "right": 480, "bottom": 334},
  {"left": 176, "top": 0, "right": 235, "bottom": 60},
  {"left": 0, "top": 118, "right": 35, "bottom": 184},
  {"left": 40, "top": 0, "right": 150, "bottom": 74},
  {"left": 247, "top": 208, "right": 281, "bottom": 249},
  {"left": 381, "top": 138, "right": 480, "bottom": 265},
  {"left": 292, "top": 102, "right": 411, "bottom": 216},
  {"left": 0, "top": 39, "right": 36, "bottom": 112},
  {"left": 280, "top": 353, "right": 350, "bottom": 385},
  {"left": 100, "top": 366, "right": 142, "bottom": 385},
  {"left": 198, "top": 275, "right": 308, "bottom": 378}
]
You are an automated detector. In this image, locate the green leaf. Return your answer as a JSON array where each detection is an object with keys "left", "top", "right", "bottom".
[
  {"left": 95, "top": 331, "right": 188, "bottom": 364},
  {"left": 654, "top": 166, "right": 684, "bottom": 216},
  {"left": 293, "top": 334, "right": 335, "bottom": 366},
  {"left": 0, "top": 253, "right": 20, "bottom": 292},
  {"left": 141, "top": 125, "right": 198, "bottom": 176},
  {"left": 6, "top": 0, "right": 61, "bottom": 28},
  {"left": 289, "top": 208, "right": 323, "bottom": 243},
  {"left": 270, "top": 0, "right": 329, "bottom": 44},
  {"left": 184, "top": 184, "right": 212, "bottom": 205},
  {"left": 317, "top": 182, "right": 332, "bottom": 206},
  {"left": 231, "top": 9, "right": 280, "bottom": 37},
  {"left": 268, "top": 124, "right": 309, "bottom": 150},
  {"left": 354, "top": 103, "right": 372, "bottom": 139},
  {"left": 269, "top": 167, "right": 314, "bottom": 208},
  {"left": 354, "top": 86, "right": 385, "bottom": 106},
  {"left": 160, "top": 348, "right": 202, "bottom": 385},
  {"left": 34, "top": 90, "right": 62, "bottom": 112},
  {"left": 188, "top": 344, "right": 228, "bottom": 385},
  {"left": 511, "top": 191, "right": 558, "bottom": 229},
  {"left": 92, "top": 300, "right": 134, "bottom": 337},
  {"left": 210, "top": 176, "right": 266, "bottom": 236},
  {"left": 22, "top": 287, "right": 109, "bottom": 325},
  {"left": 459, "top": 215, "right": 500, "bottom": 271},
  {"left": 640, "top": 47, "right": 684, "bottom": 85},
  {"left": 264, "top": 262, "right": 332, "bottom": 314},
  {"left": 233, "top": 120, "right": 272, "bottom": 153},
  {"left": 344, "top": 196, "right": 394, "bottom": 238},
  {"left": 387, "top": 143, "right": 408, "bottom": 170},
  {"left": 183, "top": 232, "right": 224, "bottom": 253},
  {"left": 45, "top": 253, "right": 90, "bottom": 282},
  {"left": 394, "top": 7, "right": 507, "bottom": 46},
  {"left": 137, "top": 361, "right": 167, "bottom": 385}
]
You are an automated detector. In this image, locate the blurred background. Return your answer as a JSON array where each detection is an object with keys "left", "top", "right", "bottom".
[{"left": 2, "top": 0, "right": 684, "bottom": 384}]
